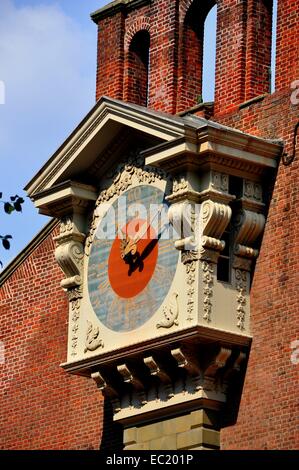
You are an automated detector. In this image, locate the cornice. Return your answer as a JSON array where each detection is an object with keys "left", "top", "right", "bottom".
[
  {"left": 0, "top": 219, "right": 58, "bottom": 287},
  {"left": 61, "top": 325, "right": 251, "bottom": 377},
  {"left": 91, "top": 0, "right": 151, "bottom": 24}
]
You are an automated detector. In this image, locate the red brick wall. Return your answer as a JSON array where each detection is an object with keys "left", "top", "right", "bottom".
[
  {"left": 0, "top": 226, "right": 104, "bottom": 450},
  {"left": 245, "top": 0, "right": 273, "bottom": 100},
  {"left": 214, "top": 88, "right": 299, "bottom": 449},
  {"left": 95, "top": 0, "right": 276, "bottom": 114},
  {"left": 124, "top": 30, "right": 150, "bottom": 106},
  {"left": 96, "top": 11, "right": 125, "bottom": 100},
  {"left": 276, "top": 0, "right": 299, "bottom": 92}
]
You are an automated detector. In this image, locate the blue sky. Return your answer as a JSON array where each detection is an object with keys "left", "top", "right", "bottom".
[
  {"left": 0, "top": 0, "right": 108, "bottom": 267},
  {"left": 0, "top": 0, "right": 275, "bottom": 268}
]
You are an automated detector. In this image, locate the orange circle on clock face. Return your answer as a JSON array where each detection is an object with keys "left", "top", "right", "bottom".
[{"left": 108, "top": 219, "right": 158, "bottom": 299}]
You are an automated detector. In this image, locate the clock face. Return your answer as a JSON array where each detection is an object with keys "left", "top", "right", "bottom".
[{"left": 88, "top": 185, "right": 179, "bottom": 332}]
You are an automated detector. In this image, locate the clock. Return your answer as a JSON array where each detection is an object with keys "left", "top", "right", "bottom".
[{"left": 88, "top": 184, "right": 179, "bottom": 332}]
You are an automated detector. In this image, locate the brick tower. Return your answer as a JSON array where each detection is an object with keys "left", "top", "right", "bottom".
[{"left": 0, "top": 0, "right": 298, "bottom": 450}]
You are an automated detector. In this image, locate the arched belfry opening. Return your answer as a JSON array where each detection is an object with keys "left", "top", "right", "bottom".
[
  {"left": 178, "top": 0, "right": 217, "bottom": 111},
  {"left": 125, "top": 30, "right": 150, "bottom": 107},
  {"left": 202, "top": 4, "right": 217, "bottom": 102},
  {"left": 246, "top": 0, "right": 274, "bottom": 99}
]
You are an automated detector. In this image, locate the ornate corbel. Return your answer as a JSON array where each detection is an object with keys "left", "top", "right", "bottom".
[
  {"left": 54, "top": 215, "right": 85, "bottom": 290},
  {"left": 117, "top": 364, "right": 147, "bottom": 405},
  {"left": 171, "top": 347, "right": 200, "bottom": 376},
  {"left": 204, "top": 347, "right": 232, "bottom": 378},
  {"left": 232, "top": 209, "right": 265, "bottom": 271},
  {"left": 144, "top": 356, "right": 174, "bottom": 398},
  {"left": 223, "top": 351, "right": 247, "bottom": 382},
  {"left": 91, "top": 371, "right": 121, "bottom": 413},
  {"left": 199, "top": 200, "right": 232, "bottom": 262}
]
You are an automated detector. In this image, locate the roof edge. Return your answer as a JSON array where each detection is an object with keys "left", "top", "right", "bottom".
[
  {"left": 0, "top": 219, "right": 58, "bottom": 287},
  {"left": 91, "top": 0, "right": 151, "bottom": 23}
]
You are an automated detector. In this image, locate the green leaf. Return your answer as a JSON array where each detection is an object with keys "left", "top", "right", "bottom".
[
  {"left": 2, "top": 238, "right": 10, "bottom": 250},
  {"left": 4, "top": 202, "right": 14, "bottom": 214},
  {"left": 14, "top": 201, "right": 22, "bottom": 212}
]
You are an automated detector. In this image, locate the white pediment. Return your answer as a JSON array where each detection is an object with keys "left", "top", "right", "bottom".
[{"left": 25, "top": 96, "right": 187, "bottom": 198}]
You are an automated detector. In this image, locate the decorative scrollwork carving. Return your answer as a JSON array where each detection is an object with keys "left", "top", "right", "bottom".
[
  {"left": 144, "top": 356, "right": 172, "bottom": 387},
  {"left": 156, "top": 292, "right": 179, "bottom": 329},
  {"left": 67, "top": 285, "right": 83, "bottom": 301},
  {"left": 55, "top": 240, "right": 84, "bottom": 290},
  {"left": 185, "top": 261, "right": 196, "bottom": 321},
  {"left": 233, "top": 209, "right": 265, "bottom": 270},
  {"left": 70, "top": 298, "right": 80, "bottom": 356},
  {"left": 234, "top": 209, "right": 265, "bottom": 247},
  {"left": 59, "top": 216, "right": 74, "bottom": 235},
  {"left": 173, "top": 176, "right": 188, "bottom": 194},
  {"left": 199, "top": 200, "right": 232, "bottom": 262},
  {"left": 202, "top": 261, "right": 214, "bottom": 322},
  {"left": 84, "top": 321, "right": 104, "bottom": 353},
  {"left": 181, "top": 250, "right": 199, "bottom": 264},
  {"left": 85, "top": 153, "right": 165, "bottom": 255},
  {"left": 235, "top": 269, "right": 247, "bottom": 330},
  {"left": 243, "top": 180, "right": 263, "bottom": 202},
  {"left": 171, "top": 348, "right": 200, "bottom": 376},
  {"left": 201, "top": 200, "right": 232, "bottom": 239},
  {"left": 211, "top": 171, "right": 229, "bottom": 193}
]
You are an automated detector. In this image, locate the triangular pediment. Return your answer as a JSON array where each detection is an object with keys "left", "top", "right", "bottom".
[{"left": 25, "top": 96, "right": 187, "bottom": 199}]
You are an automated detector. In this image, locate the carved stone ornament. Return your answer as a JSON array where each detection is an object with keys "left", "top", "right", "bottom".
[
  {"left": 59, "top": 216, "right": 74, "bottom": 235},
  {"left": 233, "top": 209, "right": 265, "bottom": 270},
  {"left": 201, "top": 200, "right": 232, "bottom": 240},
  {"left": 91, "top": 371, "right": 121, "bottom": 413},
  {"left": 199, "top": 200, "right": 232, "bottom": 262},
  {"left": 172, "top": 176, "right": 188, "bottom": 194},
  {"left": 181, "top": 250, "right": 199, "bottom": 264},
  {"left": 54, "top": 215, "right": 85, "bottom": 291},
  {"left": 202, "top": 261, "right": 214, "bottom": 322},
  {"left": 89, "top": 343, "right": 247, "bottom": 423},
  {"left": 70, "top": 298, "right": 80, "bottom": 357},
  {"left": 205, "top": 347, "right": 232, "bottom": 377},
  {"left": 156, "top": 292, "right": 179, "bottom": 329},
  {"left": 186, "top": 261, "right": 196, "bottom": 321},
  {"left": 171, "top": 347, "right": 200, "bottom": 376},
  {"left": 210, "top": 171, "right": 229, "bottom": 193},
  {"left": 144, "top": 356, "right": 172, "bottom": 384},
  {"left": 85, "top": 152, "right": 166, "bottom": 255},
  {"left": 235, "top": 269, "right": 247, "bottom": 330},
  {"left": 243, "top": 180, "right": 263, "bottom": 202},
  {"left": 117, "top": 363, "right": 147, "bottom": 406},
  {"left": 66, "top": 285, "right": 83, "bottom": 357},
  {"left": 84, "top": 321, "right": 104, "bottom": 353}
]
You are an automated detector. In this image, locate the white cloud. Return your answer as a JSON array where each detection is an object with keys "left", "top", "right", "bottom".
[
  {"left": 0, "top": 0, "right": 97, "bottom": 266},
  {"left": 0, "top": 0, "right": 96, "bottom": 170}
]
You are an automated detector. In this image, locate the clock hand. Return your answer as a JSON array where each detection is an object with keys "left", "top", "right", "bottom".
[
  {"left": 140, "top": 220, "right": 169, "bottom": 260},
  {"left": 119, "top": 227, "right": 137, "bottom": 259},
  {"left": 133, "top": 207, "right": 163, "bottom": 244}
]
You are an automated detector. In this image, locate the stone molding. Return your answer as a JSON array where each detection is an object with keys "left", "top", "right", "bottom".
[{"left": 90, "top": 343, "right": 247, "bottom": 425}]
